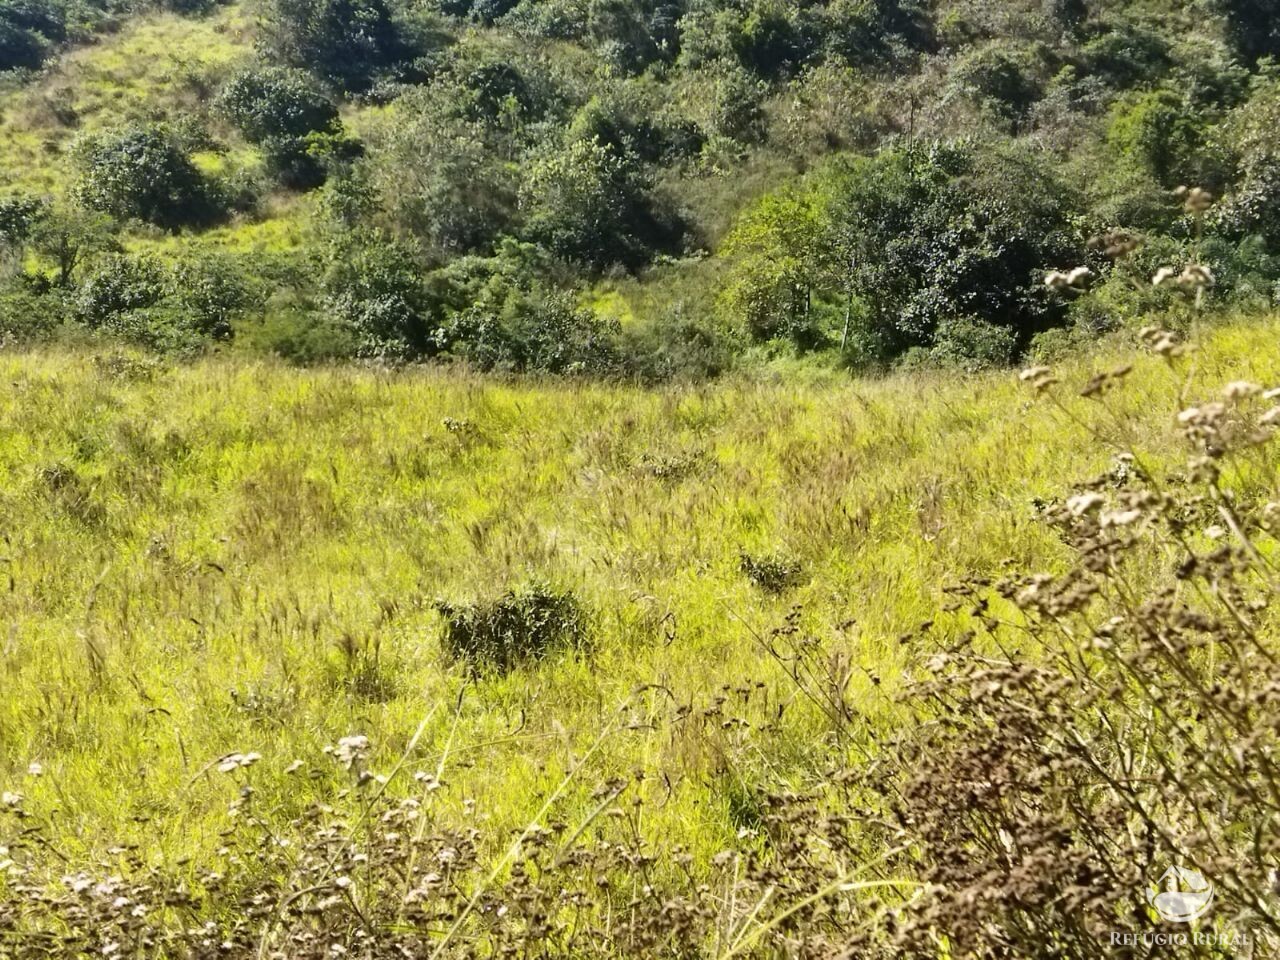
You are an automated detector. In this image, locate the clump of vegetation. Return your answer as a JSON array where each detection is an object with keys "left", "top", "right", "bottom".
[
  {"left": 436, "top": 583, "right": 589, "bottom": 672},
  {"left": 72, "top": 124, "right": 225, "bottom": 231},
  {"left": 738, "top": 550, "right": 803, "bottom": 594}
]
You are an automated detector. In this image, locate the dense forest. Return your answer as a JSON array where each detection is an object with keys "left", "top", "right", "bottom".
[{"left": 1, "top": 0, "right": 1278, "bottom": 374}]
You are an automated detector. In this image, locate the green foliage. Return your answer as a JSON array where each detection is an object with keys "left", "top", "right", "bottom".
[
  {"left": 1106, "top": 88, "right": 1221, "bottom": 189},
  {"left": 721, "top": 142, "right": 1079, "bottom": 361},
  {"left": 372, "top": 99, "right": 517, "bottom": 254},
  {"left": 519, "top": 135, "right": 678, "bottom": 270},
  {"left": 739, "top": 550, "right": 803, "bottom": 593},
  {"left": 918, "top": 314, "right": 1017, "bottom": 371},
  {"left": 1212, "top": 0, "right": 1280, "bottom": 66},
  {"left": 437, "top": 583, "right": 589, "bottom": 673},
  {"left": 28, "top": 206, "right": 118, "bottom": 287},
  {"left": 950, "top": 43, "right": 1046, "bottom": 122},
  {"left": 167, "top": 255, "right": 250, "bottom": 338},
  {"left": 238, "top": 303, "right": 359, "bottom": 362},
  {"left": 217, "top": 66, "right": 339, "bottom": 143},
  {"left": 440, "top": 284, "right": 622, "bottom": 374},
  {"left": 0, "top": 0, "right": 64, "bottom": 72},
  {"left": 323, "top": 237, "right": 436, "bottom": 359},
  {"left": 0, "top": 191, "right": 46, "bottom": 249},
  {"left": 72, "top": 125, "right": 224, "bottom": 231},
  {"left": 73, "top": 253, "right": 166, "bottom": 327},
  {"left": 0, "top": 287, "right": 64, "bottom": 342},
  {"left": 262, "top": 0, "right": 405, "bottom": 91},
  {"left": 1075, "top": 17, "right": 1170, "bottom": 89}
]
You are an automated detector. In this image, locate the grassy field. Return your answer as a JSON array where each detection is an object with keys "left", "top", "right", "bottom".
[
  {"left": 1, "top": 316, "right": 1279, "bottom": 953},
  {"left": 0, "top": 324, "right": 1274, "bottom": 830}
]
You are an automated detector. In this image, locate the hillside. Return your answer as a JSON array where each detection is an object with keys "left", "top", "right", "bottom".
[
  {"left": 1, "top": 316, "right": 1280, "bottom": 954},
  {"left": 5, "top": 0, "right": 1280, "bottom": 955},
  {"left": 1, "top": 0, "right": 1278, "bottom": 372}
]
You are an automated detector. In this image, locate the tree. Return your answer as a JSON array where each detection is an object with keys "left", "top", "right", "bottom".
[
  {"left": 719, "top": 143, "right": 1080, "bottom": 360},
  {"left": 373, "top": 100, "right": 517, "bottom": 253},
  {"left": 29, "top": 206, "right": 118, "bottom": 287},
  {"left": 0, "top": 15, "right": 47, "bottom": 70},
  {"left": 262, "top": 0, "right": 404, "bottom": 92},
  {"left": 519, "top": 135, "right": 676, "bottom": 270},
  {"left": 0, "top": 0, "right": 65, "bottom": 71},
  {"left": 1213, "top": 0, "right": 1280, "bottom": 66},
  {"left": 0, "top": 192, "right": 46, "bottom": 250},
  {"left": 217, "top": 66, "right": 339, "bottom": 142},
  {"left": 72, "top": 125, "right": 222, "bottom": 231},
  {"left": 718, "top": 186, "right": 828, "bottom": 344}
]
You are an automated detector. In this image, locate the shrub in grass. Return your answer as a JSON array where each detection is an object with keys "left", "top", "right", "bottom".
[
  {"left": 739, "top": 551, "right": 804, "bottom": 594},
  {"left": 72, "top": 124, "right": 225, "bottom": 231},
  {"left": 436, "top": 584, "right": 588, "bottom": 672}
]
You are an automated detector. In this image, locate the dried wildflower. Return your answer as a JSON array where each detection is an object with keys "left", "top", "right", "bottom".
[
  {"left": 216, "top": 753, "right": 261, "bottom": 773},
  {"left": 1066, "top": 493, "right": 1105, "bottom": 517},
  {"left": 334, "top": 736, "right": 370, "bottom": 769},
  {"left": 1044, "top": 267, "right": 1092, "bottom": 292},
  {"left": 1223, "top": 381, "right": 1262, "bottom": 400},
  {"left": 1089, "top": 230, "right": 1141, "bottom": 259},
  {"left": 1100, "top": 508, "right": 1142, "bottom": 527},
  {"left": 1175, "top": 184, "right": 1214, "bottom": 213},
  {"left": 1181, "top": 264, "right": 1214, "bottom": 289}
]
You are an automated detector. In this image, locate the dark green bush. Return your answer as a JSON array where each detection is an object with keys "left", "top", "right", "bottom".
[
  {"left": 262, "top": 0, "right": 405, "bottom": 92},
  {"left": 72, "top": 125, "right": 224, "bottom": 231},
  {"left": 0, "top": 17, "right": 46, "bottom": 70},
  {"left": 216, "top": 66, "right": 339, "bottom": 143},
  {"left": 924, "top": 314, "right": 1018, "bottom": 371},
  {"left": 436, "top": 584, "right": 588, "bottom": 673},
  {"left": 1075, "top": 18, "right": 1170, "bottom": 90},
  {"left": 520, "top": 135, "right": 681, "bottom": 270},
  {"left": 739, "top": 551, "right": 804, "bottom": 594},
  {"left": 0, "top": 0, "right": 64, "bottom": 71},
  {"left": 167, "top": 256, "right": 251, "bottom": 339},
  {"left": 0, "top": 288, "right": 65, "bottom": 343},
  {"left": 440, "top": 286, "right": 622, "bottom": 374},
  {"left": 723, "top": 142, "right": 1079, "bottom": 361},
  {"left": 0, "top": 192, "right": 46, "bottom": 248},
  {"left": 949, "top": 43, "right": 1046, "bottom": 122},
  {"left": 74, "top": 254, "right": 166, "bottom": 327},
  {"left": 372, "top": 97, "right": 517, "bottom": 254},
  {"left": 1106, "top": 88, "right": 1226, "bottom": 190},
  {"left": 261, "top": 130, "right": 362, "bottom": 191},
  {"left": 324, "top": 238, "right": 437, "bottom": 359},
  {"left": 240, "top": 306, "right": 359, "bottom": 363},
  {"left": 1212, "top": 0, "right": 1280, "bottom": 66}
]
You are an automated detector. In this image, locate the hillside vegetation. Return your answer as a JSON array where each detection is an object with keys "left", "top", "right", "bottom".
[
  {"left": 0, "top": 0, "right": 1278, "bottom": 371},
  {"left": 5, "top": 0, "right": 1280, "bottom": 956},
  {"left": 1, "top": 316, "right": 1280, "bottom": 954}
]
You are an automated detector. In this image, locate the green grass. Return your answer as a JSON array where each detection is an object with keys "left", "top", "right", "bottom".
[
  {"left": 0, "top": 5, "right": 254, "bottom": 193},
  {"left": 1, "top": 316, "right": 1278, "bottom": 880}
]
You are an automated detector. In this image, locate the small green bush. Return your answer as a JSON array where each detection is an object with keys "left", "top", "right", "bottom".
[
  {"left": 239, "top": 305, "right": 359, "bottom": 363},
  {"left": 74, "top": 254, "right": 166, "bottom": 327},
  {"left": 739, "top": 551, "right": 804, "bottom": 594},
  {"left": 216, "top": 66, "right": 338, "bottom": 143},
  {"left": 436, "top": 584, "right": 589, "bottom": 673},
  {"left": 0, "top": 288, "right": 64, "bottom": 343},
  {"left": 72, "top": 125, "right": 224, "bottom": 231}
]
